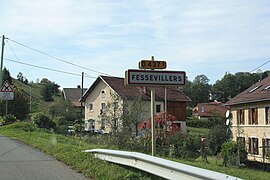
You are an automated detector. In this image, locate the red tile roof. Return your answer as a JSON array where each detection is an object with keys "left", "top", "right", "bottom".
[
  {"left": 225, "top": 76, "right": 270, "bottom": 106},
  {"left": 81, "top": 76, "right": 191, "bottom": 102},
  {"left": 193, "top": 102, "right": 228, "bottom": 117}
]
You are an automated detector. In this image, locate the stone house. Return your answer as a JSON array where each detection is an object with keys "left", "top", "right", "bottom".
[{"left": 225, "top": 76, "right": 270, "bottom": 163}]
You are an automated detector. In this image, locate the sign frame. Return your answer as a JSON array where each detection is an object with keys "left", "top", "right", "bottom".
[
  {"left": 125, "top": 69, "right": 186, "bottom": 86},
  {"left": 0, "top": 80, "right": 14, "bottom": 100}
]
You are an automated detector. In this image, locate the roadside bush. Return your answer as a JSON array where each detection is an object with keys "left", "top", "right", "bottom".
[
  {"left": 207, "top": 125, "right": 229, "bottom": 155},
  {"left": 157, "top": 133, "right": 201, "bottom": 159},
  {"left": 187, "top": 117, "right": 225, "bottom": 128},
  {"left": 221, "top": 140, "right": 247, "bottom": 167},
  {"left": 0, "top": 115, "right": 17, "bottom": 125},
  {"left": 3, "top": 121, "right": 36, "bottom": 132},
  {"left": 31, "top": 112, "right": 55, "bottom": 130}
]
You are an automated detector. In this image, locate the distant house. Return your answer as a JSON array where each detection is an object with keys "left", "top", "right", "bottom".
[
  {"left": 225, "top": 76, "right": 270, "bottom": 163},
  {"left": 80, "top": 76, "right": 191, "bottom": 134},
  {"left": 62, "top": 87, "right": 88, "bottom": 117},
  {"left": 193, "top": 101, "right": 228, "bottom": 120}
]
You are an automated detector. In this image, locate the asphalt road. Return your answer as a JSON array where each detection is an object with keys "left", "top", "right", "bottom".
[{"left": 0, "top": 134, "right": 89, "bottom": 180}]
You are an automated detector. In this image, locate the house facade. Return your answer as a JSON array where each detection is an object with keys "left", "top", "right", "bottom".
[
  {"left": 225, "top": 76, "right": 270, "bottom": 163},
  {"left": 193, "top": 101, "right": 228, "bottom": 120},
  {"left": 80, "top": 76, "right": 191, "bottom": 134}
]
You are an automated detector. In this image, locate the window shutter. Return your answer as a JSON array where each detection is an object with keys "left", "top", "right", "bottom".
[
  {"left": 248, "top": 137, "right": 251, "bottom": 153},
  {"left": 262, "top": 138, "right": 266, "bottom": 156}
]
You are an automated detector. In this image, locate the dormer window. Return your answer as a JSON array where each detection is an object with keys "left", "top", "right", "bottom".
[
  {"left": 249, "top": 85, "right": 261, "bottom": 93},
  {"left": 264, "top": 85, "right": 270, "bottom": 90}
]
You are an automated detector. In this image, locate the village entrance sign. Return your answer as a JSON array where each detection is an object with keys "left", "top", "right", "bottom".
[{"left": 125, "top": 56, "right": 186, "bottom": 156}]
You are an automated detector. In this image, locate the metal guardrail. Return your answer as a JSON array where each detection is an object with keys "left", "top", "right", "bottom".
[{"left": 84, "top": 149, "right": 242, "bottom": 180}]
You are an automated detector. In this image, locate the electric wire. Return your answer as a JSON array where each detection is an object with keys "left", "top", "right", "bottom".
[
  {"left": 6, "top": 40, "right": 35, "bottom": 80},
  {"left": 250, "top": 59, "right": 270, "bottom": 73},
  {"left": 7, "top": 37, "right": 112, "bottom": 76},
  {"left": 4, "top": 58, "right": 96, "bottom": 78}
]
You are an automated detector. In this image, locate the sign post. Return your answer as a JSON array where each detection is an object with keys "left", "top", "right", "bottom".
[
  {"left": 150, "top": 56, "right": 156, "bottom": 156},
  {"left": 125, "top": 56, "right": 186, "bottom": 156}
]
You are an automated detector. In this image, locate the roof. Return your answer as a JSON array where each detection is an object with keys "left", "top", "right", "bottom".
[
  {"left": 81, "top": 76, "right": 191, "bottom": 102},
  {"left": 62, "top": 88, "right": 87, "bottom": 106},
  {"left": 193, "top": 102, "right": 228, "bottom": 117},
  {"left": 225, "top": 75, "right": 270, "bottom": 106}
]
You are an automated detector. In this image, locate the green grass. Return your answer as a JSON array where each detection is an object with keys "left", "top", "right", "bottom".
[
  {"left": 1, "top": 122, "right": 270, "bottom": 180},
  {"left": 187, "top": 126, "right": 210, "bottom": 136},
  {"left": 0, "top": 122, "right": 158, "bottom": 179}
]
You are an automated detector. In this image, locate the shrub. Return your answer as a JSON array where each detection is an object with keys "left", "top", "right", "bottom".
[
  {"left": 221, "top": 140, "right": 247, "bottom": 167},
  {"left": 31, "top": 112, "right": 55, "bottom": 130},
  {"left": 0, "top": 115, "right": 17, "bottom": 125}
]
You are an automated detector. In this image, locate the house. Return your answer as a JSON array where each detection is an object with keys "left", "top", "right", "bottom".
[
  {"left": 80, "top": 76, "right": 191, "bottom": 134},
  {"left": 193, "top": 101, "right": 229, "bottom": 120},
  {"left": 62, "top": 87, "right": 87, "bottom": 117},
  {"left": 225, "top": 76, "right": 270, "bottom": 163}
]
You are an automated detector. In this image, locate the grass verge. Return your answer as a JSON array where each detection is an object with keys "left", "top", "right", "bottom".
[{"left": 0, "top": 122, "right": 159, "bottom": 180}]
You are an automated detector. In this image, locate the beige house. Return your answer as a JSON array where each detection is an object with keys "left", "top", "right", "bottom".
[
  {"left": 225, "top": 76, "right": 270, "bottom": 163},
  {"left": 80, "top": 76, "right": 191, "bottom": 134}
]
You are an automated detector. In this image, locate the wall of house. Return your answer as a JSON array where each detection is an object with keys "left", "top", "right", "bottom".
[
  {"left": 167, "top": 102, "right": 187, "bottom": 121},
  {"left": 85, "top": 81, "right": 115, "bottom": 133},
  {"left": 230, "top": 102, "right": 270, "bottom": 163}
]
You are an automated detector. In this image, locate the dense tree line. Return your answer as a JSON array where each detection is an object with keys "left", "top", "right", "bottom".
[{"left": 183, "top": 71, "right": 269, "bottom": 107}]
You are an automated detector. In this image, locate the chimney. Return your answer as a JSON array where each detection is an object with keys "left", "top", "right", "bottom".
[{"left": 77, "top": 85, "right": 81, "bottom": 89}]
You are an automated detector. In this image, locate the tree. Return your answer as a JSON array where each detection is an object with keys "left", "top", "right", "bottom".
[
  {"left": 0, "top": 88, "right": 30, "bottom": 120},
  {"left": 207, "top": 124, "right": 229, "bottom": 156},
  {"left": 49, "top": 99, "right": 78, "bottom": 122},
  {"left": 2, "top": 67, "right": 12, "bottom": 84},
  {"left": 211, "top": 72, "right": 261, "bottom": 102},
  {"left": 191, "top": 75, "right": 211, "bottom": 106},
  {"left": 40, "top": 78, "right": 60, "bottom": 102},
  {"left": 17, "top": 72, "right": 28, "bottom": 84}
]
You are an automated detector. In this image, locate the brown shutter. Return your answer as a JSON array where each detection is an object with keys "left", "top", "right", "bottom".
[
  {"left": 262, "top": 139, "right": 266, "bottom": 156},
  {"left": 248, "top": 137, "right": 251, "bottom": 153},
  {"left": 255, "top": 108, "right": 258, "bottom": 125}
]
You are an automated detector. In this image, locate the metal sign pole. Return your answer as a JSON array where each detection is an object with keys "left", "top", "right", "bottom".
[{"left": 151, "top": 56, "right": 156, "bottom": 156}]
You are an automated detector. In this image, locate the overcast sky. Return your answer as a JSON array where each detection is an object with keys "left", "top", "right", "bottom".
[{"left": 1, "top": 0, "right": 270, "bottom": 88}]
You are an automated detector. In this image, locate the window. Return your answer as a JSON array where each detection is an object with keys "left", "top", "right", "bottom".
[
  {"left": 113, "top": 102, "right": 118, "bottom": 110},
  {"left": 265, "top": 107, "right": 270, "bottom": 125},
  {"left": 89, "top": 103, "right": 93, "bottom": 111},
  {"left": 156, "top": 104, "right": 161, "bottom": 113},
  {"left": 249, "top": 108, "right": 258, "bottom": 125},
  {"left": 201, "top": 106, "right": 205, "bottom": 112},
  {"left": 249, "top": 137, "right": 259, "bottom": 155},
  {"left": 100, "top": 90, "right": 106, "bottom": 100},
  {"left": 237, "top": 109, "right": 245, "bottom": 125},
  {"left": 100, "top": 103, "right": 106, "bottom": 115}
]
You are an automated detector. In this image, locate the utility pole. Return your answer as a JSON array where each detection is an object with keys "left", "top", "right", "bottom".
[
  {"left": 80, "top": 72, "right": 84, "bottom": 133},
  {"left": 0, "top": 35, "right": 5, "bottom": 86}
]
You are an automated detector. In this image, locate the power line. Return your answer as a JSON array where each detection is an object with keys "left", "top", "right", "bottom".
[
  {"left": 4, "top": 58, "right": 96, "bottom": 78},
  {"left": 250, "top": 59, "right": 270, "bottom": 73},
  {"left": 7, "top": 37, "right": 112, "bottom": 76}
]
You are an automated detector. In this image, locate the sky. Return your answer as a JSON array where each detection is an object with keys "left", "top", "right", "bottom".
[{"left": 1, "top": 0, "right": 270, "bottom": 88}]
